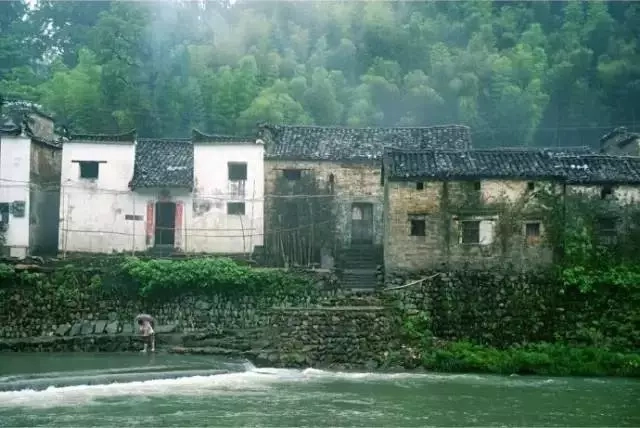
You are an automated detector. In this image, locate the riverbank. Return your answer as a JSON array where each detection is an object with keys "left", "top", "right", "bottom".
[
  {"left": 0, "top": 256, "right": 638, "bottom": 378},
  {"left": 2, "top": 332, "right": 638, "bottom": 378}
]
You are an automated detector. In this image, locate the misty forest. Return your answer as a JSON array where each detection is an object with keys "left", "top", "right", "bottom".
[{"left": 1, "top": 0, "right": 639, "bottom": 148}]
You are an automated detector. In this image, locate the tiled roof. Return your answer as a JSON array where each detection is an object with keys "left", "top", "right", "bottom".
[
  {"left": 600, "top": 127, "right": 639, "bottom": 151},
  {"left": 0, "top": 99, "right": 61, "bottom": 147},
  {"left": 69, "top": 129, "right": 136, "bottom": 144},
  {"left": 383, "top": 148, "right": 564, "bottom": 181},
  {"left": 0, "top": 125, "right": 21, "bottom": 136},
  {"left": 192, "top": 129, "right": 256, "bottom": 144},
  {"left": 383, "top": 148, "right": 640, "bottom": 185},
  {"left": 498, "top": 146, "right": 595, "bottom": 155},
  {"left": 554, "top": 155, "right": 640, "bottom": 185},
  {"left": 260, "top": 123, "right": 471, "bottom": 161},
  {"left": 130, "top": 139, "right": 194, "bottom": 189}
]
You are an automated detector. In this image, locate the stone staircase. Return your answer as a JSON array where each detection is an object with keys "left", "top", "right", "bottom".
[{"left": 339, "top": 245, "right": 382, "bottom": 291}]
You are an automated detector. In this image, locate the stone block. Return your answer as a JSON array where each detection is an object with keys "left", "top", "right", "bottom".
[
  {"left": 80, "top": 321, "right": 94, "bottom": 335},
  {"left": 94, "top": 320, "right": 108, "bottom": 334},
  {"left": 69, "top": 322, "right": 83, "bottom": 336},
  {"left": 55, "top": 324, "right": 71, "bottom": 336},
  {"left": 105, "top": 321, "right": 119, "bottom": 334}
]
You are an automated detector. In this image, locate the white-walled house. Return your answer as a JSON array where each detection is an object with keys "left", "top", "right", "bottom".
[
  {"left": 0, "top": 104, "right": 61, "bottom": 258},
  {"left": 59, "top": 130, "right": 140, "bottom": 254},
  {"left": 188, "top": 129, "right": 264, "bottom": 253},
  {"left": 58, "top": 129, "right": 264, "bottom": 255}
]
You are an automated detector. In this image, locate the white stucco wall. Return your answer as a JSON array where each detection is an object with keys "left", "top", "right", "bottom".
[
  {"left": 189, "top": 142, "right": 265, "bottom": 253},
  {"left": 568, "top": 184, "right": 640, "bottom": 203},
  {"left": 0, "top": 135, "right": 31, "bottom": 258},
  {"left": 59, "top": 140, "right": 147, "bottom": 253}
]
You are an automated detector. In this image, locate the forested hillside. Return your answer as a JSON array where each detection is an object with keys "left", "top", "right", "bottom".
[{"left": 1, "top": 0, "right": 639, "bottom": 148}]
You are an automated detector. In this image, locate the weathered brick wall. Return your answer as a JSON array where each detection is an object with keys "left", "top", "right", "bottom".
[
  {"left": 28, "top": 113, "right": 56, "bottom": 142},
  {"left": 265, "top": 160, "right": 384, "bottom": 252},
  {"left": 385, "top": 179, "right": 552, "bottom": 272},
  {"left": 384, "top": 180, "right": 444, "bottom": 270},
  {"left": 29, "top": 142, "right": 62, "bottom": 255}
]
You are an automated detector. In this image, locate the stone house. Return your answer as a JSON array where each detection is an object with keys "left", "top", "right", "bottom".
[
  {"left": 59, "top": 129, "right": 263, "bottom": 255},
  {"left": 381, "top": 146, "right": 640, "bottom": 274},
  {"left": 0, "top": 101, "right": 62, "bottom": 258},
  {"left": 259, "top": 123, "right": 471, "bottom": 285}
]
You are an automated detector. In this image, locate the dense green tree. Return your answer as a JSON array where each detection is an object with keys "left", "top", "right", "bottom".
[{"left": 2, "top": 0, "right": 639, "bottom": 145}]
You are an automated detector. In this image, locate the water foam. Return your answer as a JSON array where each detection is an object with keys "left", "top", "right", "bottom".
[
  {"left": 0, "top": 364, "right": 561, "bottom": 409},
  {"left": 0, "top": 370, "right": 279, "bottom": 409}
]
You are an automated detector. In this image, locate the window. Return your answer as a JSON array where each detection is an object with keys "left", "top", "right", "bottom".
[
  {"left": 472, "top": 181, "right": 481, "bottom": 191},
  {"left": 227, "top": 202, "right": 245, "bottom": 215},
  {"left": 525, "top": 222, "right": 541, "bottom": 244},
  {"left": 527, "top": 182, "right": 535, "bottom": 191},
  {"left": 461, "top": 220, "right": 480, "bottom": 244},
  {"left": 283, "top": 169, "right": 302, "bottom": 181},
  {"left": 125, "top": 214, "right": 144, "bottom": 221},
  {"left": 410, "top": 218, "right": 426, "bottom": 236},
  {"left": 228, "top": 162, "right": 247, "bottom": 181},
  {"left": 601, "top": 185, "right": 614, "bottom": 200},
  {"left": 596, "top": 216, "right": 617, "bottom": 244},
  {"left": 525, "top": 222, "right": 541, "bottom": 238},
  {"left": 79, "top": 161, "right": 99, "bottom": 179},
  {"left": 0, "top": 203, "right": 9, "bottom": 229},
  {"left": 416, "top": 182, "right": 424, "bottom": 190}
]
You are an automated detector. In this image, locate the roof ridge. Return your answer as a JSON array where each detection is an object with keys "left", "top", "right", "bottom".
[
  {"left": 70, "top": 129, "right": 136, "bottom": 142},
  {"left": 260, "top": 123, "right": 471, "bottom": 131},
  {"left": 554, "top": 153, "right": 640, "bottom": 160},
  {"left": 138, "top": 137, "right": 192, "bottom": 143}
]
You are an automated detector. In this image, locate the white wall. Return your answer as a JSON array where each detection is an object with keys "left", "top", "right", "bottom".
[
  {"left": 189, "top": 142, "right": 264, "bottom": 253},
  {"left": 0, "top": 135, "right": 31, "bottom": 258},
  {"left": 59, "top": 141, "right": 147, "bottom": 253}
]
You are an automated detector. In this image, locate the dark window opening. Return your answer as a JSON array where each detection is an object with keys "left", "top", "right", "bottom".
[
  {"left": 596, "top": 216, "right": 617, "bottom": 244},
  {"left": 416, "top": 182, "right": 424, "bottom": 190},
  {"left": 601, "top": 185, "right": 614, "bottom": 200},
  {"left": 461, "top": 220, "right": 480, "bottom": 244},
  {"left": 79, "top": 161, "right": 99, "bottom": 179},
  {"left": 283, "top": 169, "right": 302, "bottom": 181},
  {"left": 227, "top": 202, "right": 246, "bottom": 215},
  {"left": 154, "top": 201, "right": 176, "bottom": 247},
  {"left": 228, "top": 162, "right": 247, "bottom": 181},
  {"left": 472, "top": 181, "right": 481, "bottom": 191},
  {"left": 0, "top": 203, "right": 9, "bottom": 229},
  {"left": 410, "top": 219, "right": 426, "bottom": 236},
  {"left": 125, "top": 214, "right": 144, "bottom": 221},
  {"left": 525, "top": 222, "right": 541, "bottom": 237},
  {"left": 527, "top": 182, "right": 535, "bottom": 191}
]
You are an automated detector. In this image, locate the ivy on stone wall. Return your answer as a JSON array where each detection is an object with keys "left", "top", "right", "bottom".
[
  {"left": 266, "top": 172, "right": 335, "bottom": 267},
  {"left": 437, "top": 181, "right": 640, "bottom": 293}
]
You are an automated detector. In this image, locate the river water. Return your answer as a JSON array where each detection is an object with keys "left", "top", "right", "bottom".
[{"left": 0, "top": 353, "right": 637, "bottom": 427}]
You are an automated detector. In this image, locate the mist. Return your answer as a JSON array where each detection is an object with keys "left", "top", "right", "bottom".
[{"left": 2, "top": 0, "right": 639, "bottom": 147}]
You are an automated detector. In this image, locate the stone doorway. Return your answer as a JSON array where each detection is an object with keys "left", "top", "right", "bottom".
[
  {"left": 351, "top": 202, "right": 373, "bottom": 245},
  {"left": 154, "top": 201, "right": 176, "bottom": 246}
]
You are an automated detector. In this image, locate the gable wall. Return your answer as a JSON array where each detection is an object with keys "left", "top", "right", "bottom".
[{"left": 59, "top": 141, "right": 143, "bottom": 254}]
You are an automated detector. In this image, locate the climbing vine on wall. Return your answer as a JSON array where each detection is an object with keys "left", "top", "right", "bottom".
[
  {"left": 439, "top": 181, "right": 640, "bottom": 292},
  {"left": 266, "top": 172, "right": 335, "bottom": 267}
]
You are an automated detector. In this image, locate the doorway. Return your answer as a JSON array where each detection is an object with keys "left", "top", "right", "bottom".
[
  {"left": 351, "top": 203, "right": 373, "bottom": 245},
  {"left": 155, "top": 201, "right": 176, "bottom": 246}
]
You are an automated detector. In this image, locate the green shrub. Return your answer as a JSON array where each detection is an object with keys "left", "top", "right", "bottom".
[
  {"left": 119, "top": 256, "right": 315, "bottom": 299},
  {"left": 420, "top": 341, "right": 640, "bottom": 377}
]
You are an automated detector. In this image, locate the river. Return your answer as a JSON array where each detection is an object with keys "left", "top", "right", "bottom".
[{"left": 0, "top": 353, "right": 637, "bottom": 427}]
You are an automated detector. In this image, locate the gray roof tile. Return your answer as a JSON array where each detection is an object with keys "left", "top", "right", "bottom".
[
  {"left": 130, "top": 139, "right": 194, "bottom": 189},
  {"left": 383, "top": 148, "right": 640, "bottom": 185},
  {"left": 260, "top": 124, "right": 472, "bottom": 161}
]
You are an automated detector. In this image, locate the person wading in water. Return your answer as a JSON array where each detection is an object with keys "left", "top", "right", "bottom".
[{"left": 135, "top": 314, "right": 155, "bottom": 353}]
